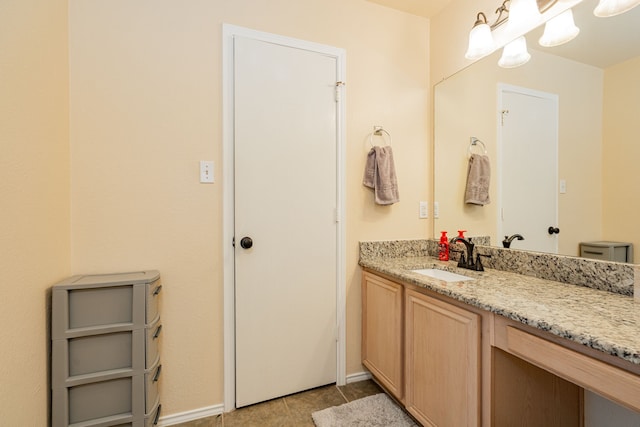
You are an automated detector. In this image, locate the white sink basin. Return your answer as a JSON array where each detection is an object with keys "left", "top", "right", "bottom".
[{"left": 411, "top": 268, "right": 474, "bottom": 282}]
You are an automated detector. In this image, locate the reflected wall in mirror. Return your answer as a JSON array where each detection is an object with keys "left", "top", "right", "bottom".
[{"left": 434, "top": 1, "right": 640, "bottom": 258}]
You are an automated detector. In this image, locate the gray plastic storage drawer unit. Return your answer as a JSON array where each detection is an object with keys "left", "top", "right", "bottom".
[
  {"left": 580, "top": 241, "right": 634, "bottom": 263},
  {"left": 51, "top": 270, "right": 162, "bottom": 427}
]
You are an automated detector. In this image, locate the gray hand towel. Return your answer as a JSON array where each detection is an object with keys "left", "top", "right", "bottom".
[
  {"left": 464, "top": 154, "right": 490, "bottom": 205},
  {"left": 363, "top": 146, "right": 400, "bottom": 205}
]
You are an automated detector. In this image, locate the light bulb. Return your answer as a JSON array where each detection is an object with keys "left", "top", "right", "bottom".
[{"left": 507, "top": 0, "right": 542, "bottom": 30}]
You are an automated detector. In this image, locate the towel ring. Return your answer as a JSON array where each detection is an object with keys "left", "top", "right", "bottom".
[
  {"left": 468, "top": 137, "right": 487, "bottom": 157},
  {"left": 369, "top": 126, "right": 392, "bottom": 147}
]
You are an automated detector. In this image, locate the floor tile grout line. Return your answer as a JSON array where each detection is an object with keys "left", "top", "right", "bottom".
[{"left": 335, "top": 384, "right": 349, "bottom": 402}]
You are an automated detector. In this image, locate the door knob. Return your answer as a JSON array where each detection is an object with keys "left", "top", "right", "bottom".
[
  {"left": 548, "top": 227, "right": 560, "bottom": 235},
  {"left": 240, "top": 237, "right": 253, "bottom": 249}
]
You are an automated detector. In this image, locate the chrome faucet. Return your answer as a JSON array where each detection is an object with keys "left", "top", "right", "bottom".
[{"left": 502, "top": 234, "right": 524, "bottom": 248}]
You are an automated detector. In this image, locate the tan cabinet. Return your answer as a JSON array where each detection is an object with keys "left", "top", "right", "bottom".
[
  {"left": 362, "top": 269, "right": 585, "bottom": 426},
  {"left": 404, "top": 288, "right": 481, "bottom": 427},
  {"left": 362, "top": 272, "right": 404, "bottom": 400}
]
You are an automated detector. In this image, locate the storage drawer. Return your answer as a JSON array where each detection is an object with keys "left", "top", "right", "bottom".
[
  {"left": 52, "top": 271, "right": 160, "bottom": 339},
  {"left": 145, "top": 361, "right": 162, "bottom": 415},
  {"left": 146, "top": 279, "right": 162, "bottom": 325},
  {"left": 145, "top": 319, "right": 162, "bottom": 368},
  {"left": 52, "top": 374, "right": 145, "bottom": 427},
  {"left": 579, "top": 241, "right": 633, "bottom": 263},
  {"left": 52, "top": 330, "right": 145, "bottom": 386}
]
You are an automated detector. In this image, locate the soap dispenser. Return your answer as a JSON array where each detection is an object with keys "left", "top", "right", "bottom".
[{"left": 438, "top": 231, "right": 450, "bottom": 261}]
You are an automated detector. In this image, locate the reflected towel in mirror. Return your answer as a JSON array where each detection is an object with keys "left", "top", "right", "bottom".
[
  {"left": 465, "top": 154, "right": 490, "bottom": 205},
  {"left": 363, "top": 146, "right": 400, "bottom": 205}
]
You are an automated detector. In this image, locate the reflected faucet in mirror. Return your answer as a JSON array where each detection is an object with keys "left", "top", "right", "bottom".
[{"left": 503, "top": 234, "right": 525, "bottom": 248}]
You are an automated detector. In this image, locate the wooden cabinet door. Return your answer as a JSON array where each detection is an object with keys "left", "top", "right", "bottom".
[
  {"left": 362, "top": 272, "right": 403, "bottom": 400},
  {"left": 405, "top": 289, "right": 480, "bottom": 427}
]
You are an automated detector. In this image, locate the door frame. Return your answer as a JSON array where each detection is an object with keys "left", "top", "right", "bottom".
[
  {"left": 221, "top": 24, "right": 347, "bottom": 412},
  {"left": 497, "top": 83, "right": 559, "bottom": 253}
]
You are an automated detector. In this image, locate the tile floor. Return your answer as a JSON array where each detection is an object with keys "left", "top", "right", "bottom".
[{"left": 171, "top": 379, "right": 383, "bottom": 427}]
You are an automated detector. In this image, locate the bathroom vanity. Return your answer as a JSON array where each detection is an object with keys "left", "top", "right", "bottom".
[{"left": 360, "top": 240, "right": 640, "bottom": 426}]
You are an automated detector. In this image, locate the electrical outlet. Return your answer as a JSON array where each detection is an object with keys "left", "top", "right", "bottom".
[
  {"left": 200, "top": 161, "right": 214, "bottom": 183},
  {"left": 434, "top": 201, "right": 440, "bottom": 219}
]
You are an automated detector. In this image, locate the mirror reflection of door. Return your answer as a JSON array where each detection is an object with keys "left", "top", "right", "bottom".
[{"left": 498, "top": 84, "right": 558, "bottom": 253}]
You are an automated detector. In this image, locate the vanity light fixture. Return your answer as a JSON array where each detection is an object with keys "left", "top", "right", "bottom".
[
  {"left": 464, "top": 0, "right": 510, "bottom": 60},
  {"left": 498, "top": 36, "right": 531, "bottom": 67},
  {"left": 492, "top": 0, "right": 541, "bottom": 67},
  {"left": 464, "top": 13, "right": 495, "bottom": 60},
  {"left": 594, "top": 0, "right": 640, "bottom": 17},
  {"left": 539, "top": 8, "right": 580, "bottom": 47},
  {"left": 465, "top": 0, "right": 543, "bottom": 67},
  {"left": 507, "top": 0, "right": 542, "bottom": 29}
]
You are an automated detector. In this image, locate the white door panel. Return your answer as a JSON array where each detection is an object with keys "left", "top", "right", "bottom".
[
  {"left": 500, "top": 86, "right": 558, "bottom": 253},
  {"left": 234, "top": 36, "right": 338, "bottom": 407}
]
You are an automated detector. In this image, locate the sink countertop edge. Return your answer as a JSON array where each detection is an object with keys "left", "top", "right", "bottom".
[{"left": 360, "top": 256, "right": 640, "bottom": 366}]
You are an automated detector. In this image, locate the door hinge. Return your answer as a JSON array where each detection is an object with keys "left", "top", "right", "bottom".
[{"left": 335, "top": 81, "right": 345, "bottom": 102}]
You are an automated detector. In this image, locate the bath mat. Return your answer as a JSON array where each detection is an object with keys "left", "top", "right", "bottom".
[{"left": 311, "top": 393, "right": 418, "bottom": 427}]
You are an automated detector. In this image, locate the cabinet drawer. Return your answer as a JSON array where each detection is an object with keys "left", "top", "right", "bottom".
[
  {"left": 580, "top": 244, "right": 629, "bottom": 262},
  {"left": 52, "top": 374, "right": 145, "bottom": 427},
  {"left": 146, "top": 319, "right": 162, "bottom": 368},
  {"left": 146, "top": 279, "right": 162, "bottom": 324},
  {"left": 145, "top": 361, "right": 162, "bottom": 415},
  {"left": 52, "top": 330, "right": 145, "bottom": 386},
  {"left": 52, "top": 271, "right": 160, "bottom": 339}
]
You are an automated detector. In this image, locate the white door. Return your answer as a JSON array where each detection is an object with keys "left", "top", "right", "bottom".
[
  {"left": 499, "top": 85, "right": 558, "bottom": 253},
  {"left": 233, "top": 35, "right": 338, "bottom": 407}
]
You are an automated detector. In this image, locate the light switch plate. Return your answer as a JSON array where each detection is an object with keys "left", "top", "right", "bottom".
[{"left": 419, "top": 201, "right": 428, "bottom": 219}]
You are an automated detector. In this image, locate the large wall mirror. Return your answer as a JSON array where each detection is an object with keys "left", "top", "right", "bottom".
[{"left": 434, "top": 1, "right": 640, "bottom": 258}]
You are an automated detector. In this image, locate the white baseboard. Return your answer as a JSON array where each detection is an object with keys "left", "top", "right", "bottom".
[
  {"left": 158, "top": 403, "right": 224, "bottom": 426},
  {"left": 346, "top": 371, "right": 372, "bottom": 384},
  {"left": 158, "top": 372, "right": 371, "bottom": 425}
]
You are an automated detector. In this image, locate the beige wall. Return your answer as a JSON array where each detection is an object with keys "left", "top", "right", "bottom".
[
  {"left": 69, "top": 0, "right": 430, "bottom": 416},
  {"left": 0, "top": 0, "right": 70, "bottom": 425},
  {"left": 602, "top": 55, "right": 640, "bottom": 256},
  {"left": 430, "top": 0, "right": 495, "bottom": 85},
  {"left": 433, "top": 49, "right": 603, "bottom": 255}
]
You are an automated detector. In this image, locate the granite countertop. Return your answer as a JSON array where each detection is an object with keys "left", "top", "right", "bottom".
[{"left": 360, "top": 255, "right": 640, "bottom": 366}]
